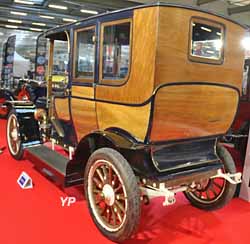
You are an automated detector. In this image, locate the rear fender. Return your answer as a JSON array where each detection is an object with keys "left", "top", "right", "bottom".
[{"left": 66, "top": 128, "right": 155, "bottom": 177}]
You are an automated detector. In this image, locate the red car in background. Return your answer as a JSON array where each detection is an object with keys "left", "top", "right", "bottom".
[{"left": 0, "top": 79, "right": 46, "bottom": 118}]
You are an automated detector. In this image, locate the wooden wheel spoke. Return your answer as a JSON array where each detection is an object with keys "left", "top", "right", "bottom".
[
  {"left": 100, "top": 206, "right": 107, "bottom": 216},
  {"left": 114, "top": 184, "right": 123, "bottom": 193},
  {"left": 102, "top": 166, "right": 108, "bottom": 183},
  {"left": 106, "top": 207, "right": 111, "bottom": 223},
  {"left": 93, "top": 177, "right": 103, "bottom": 189},
  {"left": 213, "top": 181, "right": 224, "bottom": 190},
  {"left": 210, "top": 185, "right": 218, "bottom": 197},
  {"left": 114, "top": 204, "right": 123, "bottom": 223},
  {"left": 108, "top": 166, "right": 113, "bottom": 185},
  {"left": 111, "top": 206, "right": 117, "bottom": 226},
  {"left": 95, "top": 193, "right": 104, "bottom": 204},
  {"left": 116, "top": 194, "right": 127, "bottom": 201},
  {"left": 96, "top": 168, "right": 104, "bottom": 183},
  {"left": 115, "top": 200, "right": 125, "bottom": 213},
  {"left": 205, "top": 190, "right": 211, "bottom": 200},
  {"left": 93, "top": 188, "right": 102, "bottom": 194}
]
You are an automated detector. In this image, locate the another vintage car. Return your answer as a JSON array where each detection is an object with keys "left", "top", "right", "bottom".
[
  {"left": 5, "top": 3, "right": 245, "bottom": 242},
  {"left": 0, "top": 79, "right": 47, "bottom": 118}
]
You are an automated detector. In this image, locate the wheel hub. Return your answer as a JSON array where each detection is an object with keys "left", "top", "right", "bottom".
[
  {"left": 102, "top": 184, "right": 115, "bottom": 206},
  {"left": 11, "top": 128, "right": 18, "bottom": 141}
]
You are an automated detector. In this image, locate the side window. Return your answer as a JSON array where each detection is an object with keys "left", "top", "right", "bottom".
[
  {"left": 100, "top": 20, "right": 131, "bottom": 85},
  {"left": 242, "top": 60, "right": 250, "bottom": 98},
  {"left": 190, "top": 18, "right": 224, "bottom": 64},
  {"left": 74, "top": 27, "right": 95, "bottom": 81},
  {"left": 53, "top": 40, "right": 69, "bottom": 76}
]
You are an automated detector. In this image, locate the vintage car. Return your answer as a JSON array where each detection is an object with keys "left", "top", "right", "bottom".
[
  {"left": 0, "top": 79, "right": 47, "bottom": 118},
  {"left": 5, "top": 3, "right": 245, "bottom": 242}
]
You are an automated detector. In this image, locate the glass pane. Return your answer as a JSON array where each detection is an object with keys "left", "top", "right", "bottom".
[
  {"left": 191, "top": 22, "right": 223, "bottom": 60},
  {"left": 75, "top": 28, "right": 95, "bottom": 79},
  {"left": 53, "top": 40, "right": 69, "bottom": 75},
  {"left": 242, "top": 62, "right": 249, "bottom": 96},
  {"left": 102, "top": 22, "right": 130, "bottom": 81}
]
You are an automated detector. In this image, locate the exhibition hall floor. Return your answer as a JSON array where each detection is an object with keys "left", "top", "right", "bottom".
[{"left": 1, "top": 118, "right": 250, "bottom": 244}]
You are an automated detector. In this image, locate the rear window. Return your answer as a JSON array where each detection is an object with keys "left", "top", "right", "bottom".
[{"left": 190, "top": 18, "right": 224, "bottom": 64}]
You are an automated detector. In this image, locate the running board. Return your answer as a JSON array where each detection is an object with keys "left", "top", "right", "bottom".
[{"left": 25, "top": 145, "right": 83, "bottom": 187}]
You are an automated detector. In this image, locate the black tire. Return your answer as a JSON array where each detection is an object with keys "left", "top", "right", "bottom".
[
  {"left": 84, "top": 148, "right": 141, "bottom": 242},
  {"left": 6, "top": 110, "right": 24, "bottom": 160},
  {"left": 184, "top": 144, "right": 236, "bottom": 210}
]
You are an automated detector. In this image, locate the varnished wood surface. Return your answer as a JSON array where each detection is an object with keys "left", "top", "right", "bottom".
[
  {"left": 95, "top": 7, "right": 158, "bottom": 104},
  {"left": 150, "top": 85, "right": 239, "bottom": 141},
  {"left": 72, "top": 85, "right": 94, "bottom": 98},
  {"left": 96, "top": 102, "right": 151, "bottom": 142},
  {"left": 71, "top": 86, "right": 97, "bottom": 140},
  {"left": 70, "top": 6, "right": 245, "bottom": 143},
  {"left": 155, "top": 7, "right": 245, "bottom": 91},
  {"left": 54, "top": 98, "right": 70, "bottom": 121}
]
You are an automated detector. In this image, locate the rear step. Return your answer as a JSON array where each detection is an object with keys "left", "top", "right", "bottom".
[{"left": 25, "top": 145, "right": 83, "bottom": 187}]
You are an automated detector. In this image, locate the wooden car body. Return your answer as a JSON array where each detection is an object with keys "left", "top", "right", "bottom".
[
  {"left": 13, "top": 3, "right": 244, "bottom": 182},
  {"left": 5, "top": 4, "right": 246, "bottom": 241}
]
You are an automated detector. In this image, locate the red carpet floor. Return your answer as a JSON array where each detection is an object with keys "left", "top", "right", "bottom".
[{"left": 1, "top": 118, "right": 250, "bottom": 244}]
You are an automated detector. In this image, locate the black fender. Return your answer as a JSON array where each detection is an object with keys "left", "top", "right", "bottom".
[
  {"left": 9, "top": 103, "right": 41, "bottom": 147},
  {"left": 66, "top": 128, "right": 157, "bottom": 180}
]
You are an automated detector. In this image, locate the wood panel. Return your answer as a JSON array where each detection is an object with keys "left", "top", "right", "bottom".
[
  {"left": 71, "top": 86, "right": 97, "bottom": 141},
  {"left": 96, "top": 102, "right": 151, "bottom": 142},
  {"left": 95, "top": 7, "right": 158, "bottom": 104},
  {"left": 72, "top": 85, "right": 94, "bottom": 98},
  {"left": 155, "top": 7, "right": 245, "bottom": 91},
  {"left": 150, "top": 85, "right": 239, "bottom": 141},
  {"left": 54, "top": 98, "right": 70, "bottom": 121}
]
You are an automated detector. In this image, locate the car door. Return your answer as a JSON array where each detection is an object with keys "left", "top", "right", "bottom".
[{"left": 70, "top": 25, "right": 98, "bottom": 142}]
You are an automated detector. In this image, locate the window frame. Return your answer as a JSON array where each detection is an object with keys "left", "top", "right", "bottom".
[
  {"left": 189, "top": 17, "right": 225, "bottom": 65},
  {"left": 99, "top": 18, "right": 132, "bottom": 86},
  {"left": 73, "top": 25, "right": 96, "bottom": 83}
]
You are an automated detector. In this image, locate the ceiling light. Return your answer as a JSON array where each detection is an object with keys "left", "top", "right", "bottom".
[
  {"left": 216, "top": 32, "right": 222, "bottom": 36},
  {"left": 80, "top": 9, "right": 98, "bottom": 15},
  {"left": 8, "top": 19, "right": 22, "bottom": 24},
  {"left": 201, "top": 26, "right": 212, "bottom": 32},
  {"left": 0, "top": 32, "right": 4, "bottom": 36},
  {"left": 39, "top": 15, "right": 55, "bottom": 19},
  {"left": 30, "top": 28, "right": 42, "bottom": 32},
  {"left": 32, "top": 22, "right": 46, "bottom": 26},
  {"left": 63, "top": 18, "right": 76, "bottom": 22},
  {"left": 14, "top": 0, "right": 34, "bottom": 5},
  {"left": 214, "top": 40, "right": 223, "bottom": 50},
  {"left": 48, "top": 4, "right": 68, "bottom": 10},
  {"left": 5, "top": 25, "right": 18, "bottom": 29},
  {"left": 242, "top": 37, "right": 250, "bottom": 51},
  {"left": 10, "top": 11, "right": 27, "bottom": 16}
]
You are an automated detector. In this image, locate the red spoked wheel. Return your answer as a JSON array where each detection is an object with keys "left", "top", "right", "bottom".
[
  {"left": 184, "top": 144, "right": 237, "bottom": 210},
  {"left": 84, "top": 148, "right": 141, "bottom": 242}
]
